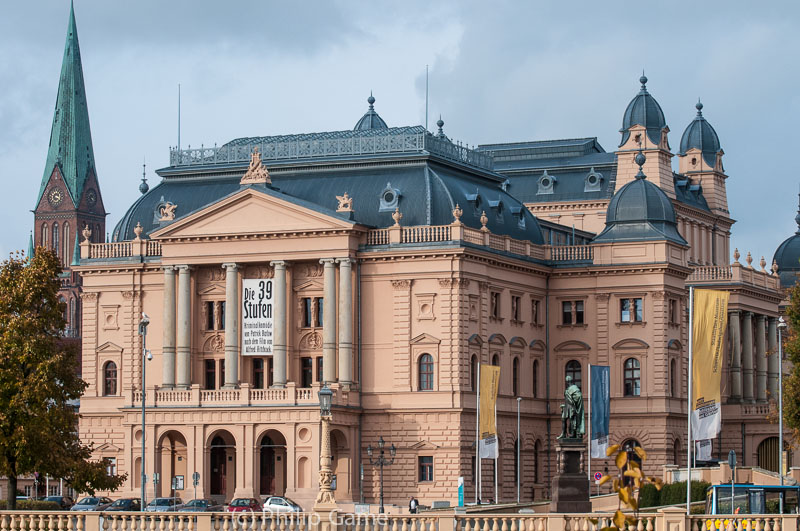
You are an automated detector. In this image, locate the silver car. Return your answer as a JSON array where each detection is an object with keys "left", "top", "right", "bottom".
[
  {"left": 262, "top": 496, "right": 302, "bottom": 513},
  {"left": 145, "top": 497, "right": 183, "bottom": 512},
  {"left": 70, "top": 496, "right": 113, "bottom": 511}
]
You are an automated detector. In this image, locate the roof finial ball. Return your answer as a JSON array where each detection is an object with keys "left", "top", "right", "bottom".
[
  {"left": 368, "top": 92, "right": 375, "bottom": 109},
  {"left": 696, "top": 99, "right": 703, "bottom": 115},
  {"left": 634, "top": 150, "right": 647, "bottom": 180},
  {"left": 640, "top": 74, "right": 648, "bottom": 86}
]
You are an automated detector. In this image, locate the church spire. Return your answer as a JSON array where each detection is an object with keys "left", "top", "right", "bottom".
[{"left": 36, "top": 2, "right": 97, "bottom": 208}]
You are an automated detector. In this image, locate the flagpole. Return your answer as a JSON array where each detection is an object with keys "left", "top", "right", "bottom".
[
  {"left": 476, "top": 361, "right": 481, "bottom": 503},
  {"left": 587, "top": 363, "right": 592, "bottom": 487},
  {"left": 494, "top": 400, "right": 498, "bottom": 503},
  {"left": 687, "top": 286, "right": 694, "bottom": 515}
]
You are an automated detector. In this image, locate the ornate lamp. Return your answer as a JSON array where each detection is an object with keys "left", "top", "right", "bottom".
[
  {"left": 319, "top": 384, "right": 333, "bottom": 418},
  {"left": 315, "top": 385, "right": 336, "bottom": 507}
]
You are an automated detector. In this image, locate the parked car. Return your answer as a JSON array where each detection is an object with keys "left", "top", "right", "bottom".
[
  {"left": 70, "top": 497, "right": 113, "bottom": 511},
  {"left": 177, "top": 498, "right": 225, "bottom": 512},
  {"left": 144, "top": 497, "right": 183, "bottom": 512},
  {"left": 226, "top": 498, "right": 262, "bottom": 512},
  {"left": 262, "top": 496, "right": 302, "bottom": 513},
  {"left": 43, "top": 496, "right": 74, "bottom": 510},
  {"left": 106, "top": 498, "right": 141, "bottom": 511}
]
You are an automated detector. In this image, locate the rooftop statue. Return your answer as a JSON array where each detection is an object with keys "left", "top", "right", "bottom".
[{"left": 558, "top": 375, "right": 585, "bottom": 440}]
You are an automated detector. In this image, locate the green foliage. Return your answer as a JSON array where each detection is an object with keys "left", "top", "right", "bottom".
[
  {"left": 0, "top": 500, "right": 60, "bottom": 510},
  {"left": 782, "top": 284, "right": 800, "bottom": 440},
  {"left": 658, "top": 480, "right": 710, "bottom": 506},
  {"left": 638, "top": 483, "right": 661, "bottom": 508},
  {"left": 0, "top": 248, "right": 125, "bottom": 509}
]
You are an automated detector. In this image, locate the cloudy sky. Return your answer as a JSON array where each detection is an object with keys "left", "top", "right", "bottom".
[{"left": 1, "top": 1, "right": 798, "bottom": 265}]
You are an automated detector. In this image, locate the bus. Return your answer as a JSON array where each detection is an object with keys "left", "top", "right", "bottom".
[{"left": 706, "top": 484, "right": 800, "bottom": 514}]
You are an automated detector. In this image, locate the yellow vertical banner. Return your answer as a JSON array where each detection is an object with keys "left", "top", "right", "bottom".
[
  {"left": 691, "top": 289, "right": 729, "bottom": 441},
  {"left": 479, "top": 364, "right": 500, "bottom": 458}
]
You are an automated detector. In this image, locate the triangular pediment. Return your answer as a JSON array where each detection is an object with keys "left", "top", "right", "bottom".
[
  {"left": 409, "top": 440, "right": 439, "bottom": 450},
  {"left": 410, "top": 333, "right": 440, "bottom": 345},
  {"left": 95, "top": 442, "right": 121, "bottom": 453},
  {"left": 97, "top": 341, "right": 123, "bottom": 354},
  {"left": 151, "top": 187, "right": 357, "bottom": 240},
  {"left": 198, "top": 285, "right": 226, "bottom": 296}
]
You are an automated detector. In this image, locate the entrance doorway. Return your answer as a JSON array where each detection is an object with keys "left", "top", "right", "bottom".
[
  {"left": 208, "top": 432, "right": 236, "bottom": 500},
  {"left": 258, "top": 431, "right": 287, "bottom": 496}
]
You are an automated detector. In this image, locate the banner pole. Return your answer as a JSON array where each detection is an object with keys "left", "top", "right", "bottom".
[
  {"left": 494, "top": 400, "right": 498, "bottom": 503},
  {"left": 687, "top": 286, "right": 694, "bottom": 515},
  {"left": 476, "top": 361, "right": 481, "bottom": 503},
  {"left": 587, "top": 363, "right": 592, "bottom": 485}
]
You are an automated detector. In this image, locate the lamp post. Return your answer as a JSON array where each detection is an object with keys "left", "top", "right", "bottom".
[
  {"left": 367, "top": 436, "right": 396, "bottom": 514},
  {"left": 778, "top": 316, "right": 788, "bottom": 513},
  {"left": 315, "top": 385, "right": 336, "bottom": 506},
  {"left": 516, "top": 397, "right": 521, "bottom": 503},
  {"left": 138, "top": 312, "right": 150, "bottom": 511}
]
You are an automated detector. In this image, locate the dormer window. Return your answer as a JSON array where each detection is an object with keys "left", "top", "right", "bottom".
[
  {"left": 510, "top": 206, "right": 526, "bottom": 229},
  {"left": 465, "top": 191, "right": 482, "bottom": 215},
  {"left": 584, "top": 168, "right": 604, "bottom": 192},
  {"left": 379, "top": 182, "right": 401, "bottom": 212},
  {"left": 537, "top": 171, "right": 556, "bottom": 195}
]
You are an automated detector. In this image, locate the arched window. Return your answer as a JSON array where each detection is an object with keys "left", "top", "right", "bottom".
[
  {"left": 534, "top": 440, "right": 541, "bottom": 483},
  {"left": 532, "top": 360, "right": 539, "bottom": 398},
  {"left": 63, "top": 223, "right": 70, "bottom": 263},
  {"left": 565, "top": 360, "right": 582, "bottom": 390},
  {"left": 622, "top": 439, "right": 642, "bottom": 486},
  {"left": 69, "top": 298, "right": 76, "bottom": 333},
  {"left": 512, "top": 357, "right": 520, "bottom": 396},
  {"left": 41, "top": 223, "right": 48, "bottom": 248},
  {"left": 492, "top": 354, "right": 500, "bottom": 367},
  {"left": 670, "top": 359, "right": 677, "bottom": 397},
  {"left": 419, "top": 354, "right": 434, "bottom": 391},
  {"left": 52, "top": 222, "right": 59, "bottom": 258},
  {"left": 624, "top": 358, "right": 641, "bottom": 396},
  {"left": 470, "top": 355, "right": 477, "bottom": 391},
  {"left": 103, "top": 361, "right": 117, "bottom": 396}
]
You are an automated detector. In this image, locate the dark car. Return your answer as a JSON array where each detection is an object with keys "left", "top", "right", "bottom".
[
  {"left": 106, "top": 498, "right": 141, "bottom": 511},
  {"left": 43, "top": 496, "right": 74, "bottom": 510},
  {"left": 70, "top": 496, "right": 113, "bottom": 511},
  {"left": 226, "top": 498, "right": 262, "bottom": 512},
  {"left": 177, "top": 498, "right": 225, "bottom": 512},
  {"left": 145, "top": 497, "right": 183, "bottom": 512}
]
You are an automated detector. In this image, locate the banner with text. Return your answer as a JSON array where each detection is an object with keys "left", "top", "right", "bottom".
[
  {"left": 479, "top": 364, "right": 500, "bottom": 459},
  {"left": 691, "top": 289, "right": 729, "bottom": 441},
  {"left": 241, "top": 278, "right": 274, "bottom": 356},
  {"left": 590, "top": 365, "right": 610, "bottom": 458}
]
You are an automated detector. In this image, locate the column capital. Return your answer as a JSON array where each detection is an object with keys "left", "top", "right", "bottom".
[
  {"left": 269, "top": 260, "right": 289, "bottom": 269},
  {"left": 756, "top": 314, "right": 767, "bottom": 323},
  {"left": 336, "top": 257, "right": 354, "bottom": 266},
  {"left": 221, "top": 263, "right": 239, "bottom": 272},
  {"left": 175, "top": 264, "right": 193, "bottom": 272},
  {"left": 743, "top": 310, "right": 753, "bottom": 318},
  {"left": 729, "top": 309, "right": 740, "bottom": 316},
  {"left": 320, "top": 258, "right": 336, "bottom": 265},
  {"left": 163, "top": 265, "right": 176, "bottom": 272}
]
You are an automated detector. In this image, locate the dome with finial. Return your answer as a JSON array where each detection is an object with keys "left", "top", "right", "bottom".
[
  {"left": 619, "top": 74, "right": 667, "bottom": 148},
  {"left": 594, "top": 150, "right": 686, "bottom": 244},
  {"left": 436, "top": 115, "right": 448, "bottom": 140},
  {"left": 353, "top": 92, "right": 388, "bottom": 131},
  {"left": 772, "top": 192, "right": 800, "bottom": 287},
  {"left": 679, "top": 100, "right": 722, "bottom": 167}
]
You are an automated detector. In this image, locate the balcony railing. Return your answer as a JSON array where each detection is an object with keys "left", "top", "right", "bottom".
[
  {"left": 131, "top": 383, "right": 354, "bottom": 408},
  {"left": 688, "top": 263, "right": 780, "bottom": 291}
]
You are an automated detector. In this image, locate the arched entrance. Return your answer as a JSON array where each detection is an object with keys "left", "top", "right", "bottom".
[
  {"left": 757, "top": 437, "right": 791, "bottom": 473},
  {"left": 331, "top": 429, "right": 350, "bottom": 499},
  {"left": 157, "top": 431, "right": 188, "bottom": 497},
  {"left": 208, "top": 431, "right": 236, "bottom": 501},
  {"left": 258, "top": 430, "right": 287, "bottom": 496}
]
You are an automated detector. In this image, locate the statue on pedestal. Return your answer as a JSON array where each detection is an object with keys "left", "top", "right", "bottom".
[{"left": 558, "top": 375, "right": 585, "bottom": 440}]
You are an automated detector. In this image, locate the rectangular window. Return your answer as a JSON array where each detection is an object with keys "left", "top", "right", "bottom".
[
  {"left": 575, "top": 300, "right": 584, "bottom": 324},
  {"left": 205, "top": 301, "right": 226, "bottom": 330},
  {"left": 24, "top": 486, "right": 32, "bottom": 497},
  {"left": 267, "top": 357, "right": 274, "bottom": 388},
  {"left": 562, "top": 301, "right": 586, "bottom": 325},
  {"left": 301, "top": 357, "right": 313, "bottom": 388},
  {"left": 206, "top": 301, "right": 215, "bottom": 330},
  {"left": 418, "top": 456, "right": 434, "bottom": 482},
  {"left": 562, "top": 301, "right": 572, "bottom": 325},
  {"left": 490, "top": 292, "right": 501, "bottom": 319},
  {"left": 316, "top": 357, "right": 324, "bottom": 383},
  {"left": 106, "top": 457, "right": 117, "bottom": 476},
  {"left": 204, "top": 360, "right": 216, "bottom": 390},
  {"left": 511, "top": 295, "right": 521, "bottom": 321},
  {"left": 317, "top": 298, "right": 324, "bottom": 327},
  {"left": 219, "top": 301, "right": 226, "bottom": 330},
  {"left": 620, "top": 298, "right": 643, "bottom": 322},
  {"left": 531, "top": 299, "right": 540, "bottom": 325},
  {"left": 302, "top": 298, "right": 313, "bottom": 327},
  {"left": 219, "top": 359, "right": 225, "bottom": 389},
  {"left": 253, "top": 358, "right": 264, "bottom": 390},
  {"left": 669, "top": 299, "right": 678, "bottom": 324}
]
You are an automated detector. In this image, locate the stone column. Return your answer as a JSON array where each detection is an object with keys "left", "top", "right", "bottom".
[
  {"left": 729, "top": 311, "right": 742, "bottom": 401},
  {"left": 742, "top": 312, "right": 754, "bottom": 403},
  {"left": 756, "top": 315, "right": 768, "bottom": 402},
  {"left": 270, "top": 261, "right": 288, "bottom": 388},
  {"left": 223, "top": 263, "right": 239, "bottom": 389},
  {"left": 176, "top": 265, "right": 192, "bottom": 389},
  {"left": 162, "top": 266, "right": 176, "bottom": 388},
  {"left": 337, "top": 258, "right": 353, "bottom": 388},
  {"left": 321, "top": 258, "right": 337, "bottom": 384},
  {"left": 768, "top": 317, "right": 779, "bottom": 399}
]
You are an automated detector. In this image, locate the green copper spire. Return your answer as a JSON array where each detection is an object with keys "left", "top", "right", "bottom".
[
  {"left": 27, "top": 232, "right": 34, "bottom": 259},
  {"left": 36, "top": 2, "right": 96, "bottom": 208},
  {"left": 71, "top": 234, "right": 81, "bottom": 266}
]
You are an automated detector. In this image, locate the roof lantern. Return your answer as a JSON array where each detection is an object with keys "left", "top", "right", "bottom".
[
  {"left": 772, "top": 190, "right": 800, "bottom": 287},
  {"left": 619, "top": 74, "right": 667, "bottom": 147},
  {"left": 353, "top": 92, "right": 388, "bottom": 131},
  {"left": 678, "top": 100, "right": 722, "bottom": 167}
]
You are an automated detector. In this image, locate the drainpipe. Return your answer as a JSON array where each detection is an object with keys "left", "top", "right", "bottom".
[
  {"left": 357, "top": 259, "right": 364, "bottom": 504},
  {"left": 545, "top": 276, "right": 552, "bottom": 496}
]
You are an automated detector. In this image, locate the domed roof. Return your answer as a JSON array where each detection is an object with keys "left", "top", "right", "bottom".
[
  {"left": 619, "top": 75, "right": 667, "bottom": 147},
  {"left": 594, "top": 151, "right": 686, "bottom": 244},
  {"left": 772, "top": 196, "right": 800, "bottom": 287},
  {"left": 353, "top": 93, "right": 388, "bottom": 131},
  {"left": 679, "top": 101, "right": 721, "bottom": 167}
]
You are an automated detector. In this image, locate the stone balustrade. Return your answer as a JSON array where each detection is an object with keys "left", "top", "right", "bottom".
[
  {"left": 687, "top": 263, "right": 780, "bottom": 291},
  {"left": 131, "top": 383, "right": 356, "bottom": 408}
]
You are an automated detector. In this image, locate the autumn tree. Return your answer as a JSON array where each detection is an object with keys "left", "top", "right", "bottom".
[
  {"left": 782, "top": 282, "right": 800, "bottom": 442},
  {"left": 0, "top": 248, "right": 124, "bottom": 509}
]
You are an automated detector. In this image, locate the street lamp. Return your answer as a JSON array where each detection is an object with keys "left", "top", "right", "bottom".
[
  {"left": 315, "top": 385, "right": 336, "bottom": 507},
  {"left": 367, "top": 436, "right": 396, "bottom": 514},
  {"left": 138, "top": 312, "right": 150, "bottom": 511},
  {"left": 778, "top": 316, "right": 788, "bottom": 513}
]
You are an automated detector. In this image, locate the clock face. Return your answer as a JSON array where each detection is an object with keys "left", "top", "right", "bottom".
[
  {"left": 86, "top": 188, "right": 97, "bottom": 207},
  {"left": 48, "top": 188, "right": 63, "bottom": 207}
]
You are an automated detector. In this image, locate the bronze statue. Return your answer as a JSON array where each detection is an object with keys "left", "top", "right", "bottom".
[{"left": 558, "top": 375, "right": 585, "bottom": 439}]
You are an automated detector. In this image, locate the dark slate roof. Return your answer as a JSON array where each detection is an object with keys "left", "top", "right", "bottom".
[
  {"left": 594, "top": 154, "right": 686, "bottom": 245},
  {"left": 37, "top": 3, "right": 97, "bottom": 207},
  {"left": 478, "top": 137, "right": 605, "bottom": 163},
  {"left": 619, "top": 76, "right": 667, "bottom": 148},
  {"left": 353, "top": 94, "right": 388, "bottom": 131},
  {"left": 115, "top": 158, "right": 544, "bottom": 245},
  {"left": 673, "top": 173, "right": 710, "bottom": 212},
  {"left": 772, "top": 198, "right": 800, "bottom": 287},
  {"left": 678, "top": 101, "right": 721, "bottom": 167}
]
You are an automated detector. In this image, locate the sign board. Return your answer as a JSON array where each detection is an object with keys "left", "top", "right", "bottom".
[
  {"left": 172, "top": 475, "right": 184, "bottom": 491},
  {"left": 192, "top": 472, "right": 200, "bottom": 486},
  {"left": 593, "top": 472, "right": 602, "bottom": 481},
  {"left": 241, "top": 279, "right": 274, "bottom": 356},
  {"left": 458, "top": 477, "right": 464, "bottom": 507}
]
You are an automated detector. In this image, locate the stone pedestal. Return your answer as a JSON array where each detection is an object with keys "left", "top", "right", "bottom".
[{"left": 550, "top": 438, "right": 591, "bottom": 513}]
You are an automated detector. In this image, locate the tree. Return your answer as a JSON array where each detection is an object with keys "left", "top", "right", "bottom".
[
  {"left": 782, "top": 282, "right": 800, "bottom": 442},
  {"left": 0, "top": 248, "right": 124, "bottom": 509}
]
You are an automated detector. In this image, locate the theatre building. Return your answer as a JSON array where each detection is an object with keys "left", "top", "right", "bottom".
[{"left": 42, "top": 6, "right": 793, "bottom": 510}]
